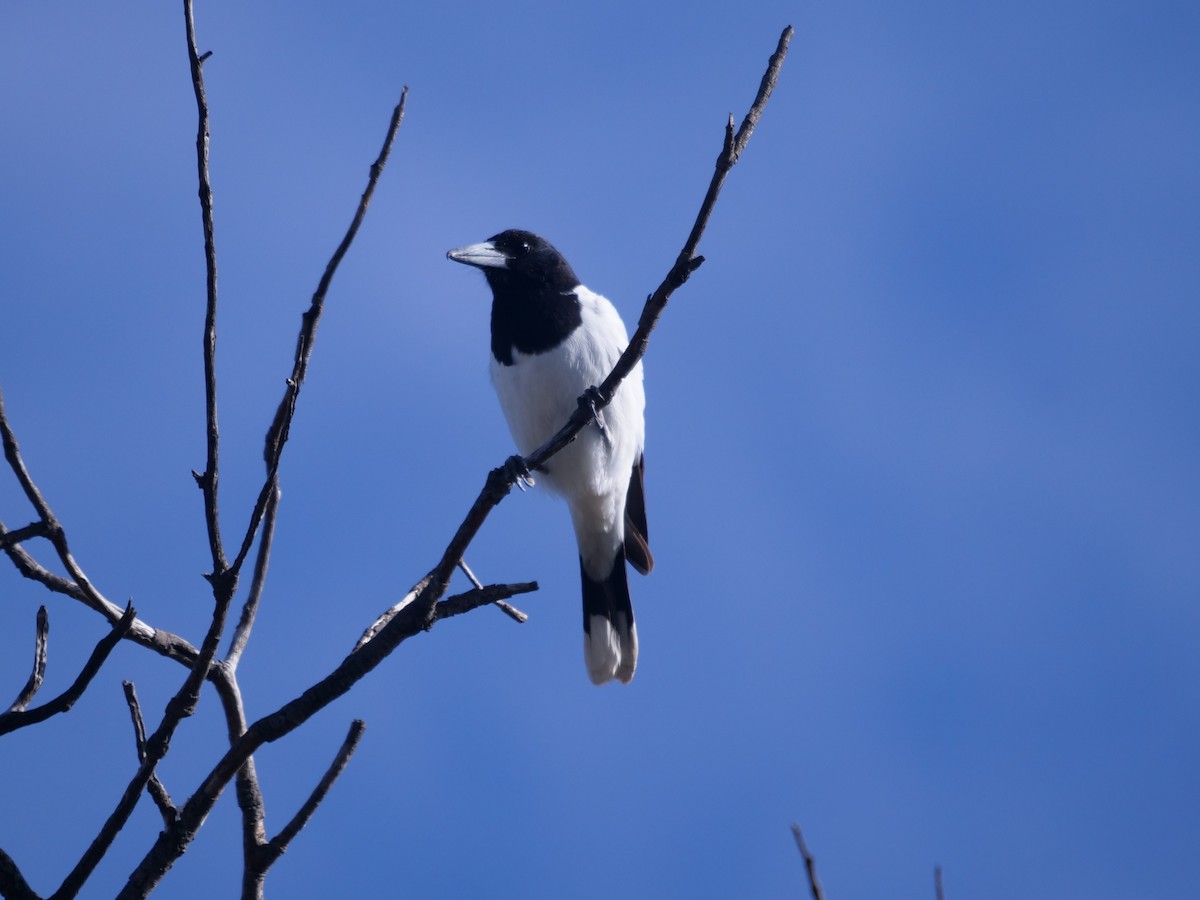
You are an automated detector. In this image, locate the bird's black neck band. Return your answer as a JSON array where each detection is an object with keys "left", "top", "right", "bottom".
[{"left": 488, "top": 273, "right": 583, "bottom": 365}]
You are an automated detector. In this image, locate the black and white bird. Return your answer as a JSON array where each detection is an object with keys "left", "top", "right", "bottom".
[{"left": 447, "top": 229, "right": 653, "bottom": 685}]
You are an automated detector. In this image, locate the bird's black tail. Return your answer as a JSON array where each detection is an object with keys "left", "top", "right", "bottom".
[{"left": 580, "top": 548, "right": 638, "bottom": 685}]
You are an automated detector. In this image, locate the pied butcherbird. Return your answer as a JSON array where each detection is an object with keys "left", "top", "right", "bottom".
[{"left": 447, "top": 229, "right": 653, "bottom": 684}]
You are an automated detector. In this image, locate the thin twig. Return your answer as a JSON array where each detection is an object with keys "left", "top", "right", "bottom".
[
  {"left": 255, "top": 720, "right": 367, "bottom": 872},
  {"left": 355, "top": 580, "right": 536, "bottom": 650},
  {"left": 0, "top": 604, "right": 136, "bottom": 737},
  {"left": 52, "top": 575, "right": 237, "bottom": 897},
  {"left": 458, "top": 558, "right": 528, "bottom": 623},
  {"left": 231, "top": 89, "right": 408, "bottom": 584},
  {"left": 0, "top": 517, "right": 186, "bottom": 661},
  {"left": 0, "top": 847, "right": 38, "bottom": 900},
  {"left": 0, "top": 389, "right": 114, "bottom": 621},
  {"left": 53, "top": 603, "right": 234, "bottom": 896},
  {"left": 184, "top": 0, "right": 228, "bottom": 584},
  {"left": 548, "top": 25, "right": 793, "bottom": 465},
  {"left": 935, "top": 865, "right": 946, "bottom": 900},
  {"left": 225, "top": 484, "right": 281, "bottom": 668},
  {"left": 0, "top": 520, "right": 47, "bottom": 551},
  {"left": 122, "top": 682, "right": 178, "bottom": 828},
  {"left": 791, "top": 823, "right": 825, "bottom": 900},
  {"left": 435, "top": 581, "right": 539, "bottom": 622},
  {"left": 207, "top": 665, "right": 268, "bottom": 900},
  {"left": 118, "top": 570, "right": 433, "bottom": 898},
  {"left": 116, "top": 28, "right": 790, "bottom": 895},
  {"left": 6, "top": 606, "right": 48, "bottom": 714}
]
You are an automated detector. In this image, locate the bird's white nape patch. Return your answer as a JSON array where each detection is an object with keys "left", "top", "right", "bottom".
[{"left": 584, "top": 614, "right": 637, "bottom": 685}]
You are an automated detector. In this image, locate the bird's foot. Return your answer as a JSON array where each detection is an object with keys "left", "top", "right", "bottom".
[
  {"left": 503, "top": 454, "right": 536, "bottom": 492},
  {"left": 579, "top": 386, "right": 612, "bottom": 447}
]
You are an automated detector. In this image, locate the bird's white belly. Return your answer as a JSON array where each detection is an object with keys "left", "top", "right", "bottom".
[
  {"left": 489, "top": 287, "right": 645, "bottom": 574},
  {"left": 491, "top": 345, "right": 623, "bottom": 500}
]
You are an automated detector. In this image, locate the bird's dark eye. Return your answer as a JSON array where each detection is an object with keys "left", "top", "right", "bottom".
[{"left": 517, "top": 241, "right": 531, "bottom": 257}]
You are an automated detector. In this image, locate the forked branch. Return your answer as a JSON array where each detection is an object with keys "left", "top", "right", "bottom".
[{"left": 0, "top": 604, "right": 135, "bottom": 737}]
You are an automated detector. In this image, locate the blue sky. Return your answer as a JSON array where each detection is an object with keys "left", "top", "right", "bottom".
[{"left": 2, "top": 1, "right": 1197, "bottom": 897}]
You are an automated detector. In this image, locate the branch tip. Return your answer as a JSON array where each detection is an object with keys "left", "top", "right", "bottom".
[
  {"left": 255, "top": 718, "right": 368, "bottom": 875},
  {"left": 791, "top": 823, "right": 825, "bottom": 900},
  {"left": 5, "top": 605, "right": 49, "bottom": 714}
]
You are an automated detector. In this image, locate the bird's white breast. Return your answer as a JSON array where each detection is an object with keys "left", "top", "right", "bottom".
[{"left": 490, "top": 286, "right": 645, "bottom": 539}]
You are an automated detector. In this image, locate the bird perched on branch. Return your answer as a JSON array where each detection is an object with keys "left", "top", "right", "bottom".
[{"left": 448, "top": 229, "right": 653, "bottom": 685}]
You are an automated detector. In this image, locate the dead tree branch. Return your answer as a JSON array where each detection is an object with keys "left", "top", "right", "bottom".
[
  {"left": 224, "top": 485, "right": 280, "bottom": 669},
  {"left": 0, "top": 390, "right": 120, "bottom": 623},
  {"left": 184, "top": 0, "right": 227, "bottom": 585},
  {"left": 0, "top": 849, "right": 37, "bottom": 900},
  {"left": 0, "top": 604, "right": 136, "bottom": 738},
  {"left": 239, "top": 89, "right": 407, "bottom": 584},
  {"left": 122, "top": 682, "right": 178, "bottom": 828},
  {"left": 458, "top": 559, "right": 529, "bottom": 623},
  {"left": 435, "top": 582, "right": 540, "bottom": 622},
  {"left": 791, "top": 823, "right": 826, "bottom": 900},
  {"left": 246, "top": 719, "right": 367, "bottom": 891},
  {"left": 0, "top": 521, "right": 46, "bottom": 552},
  {"left": 207, "top": 664, "right": 269, "bottom": 900},
  {"left": 5, "top": 606, "right": 48, "bottom": 714},
  {"left": 50, "top": 586, "right": 233, "bottom": 898},
  {"left": 1, "top": 511, "right": 197, "bottom": 666}
]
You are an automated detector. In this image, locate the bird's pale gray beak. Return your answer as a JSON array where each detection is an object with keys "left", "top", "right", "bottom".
[{"left": 447, "top": 241, "right": 509, "bottom": 269}]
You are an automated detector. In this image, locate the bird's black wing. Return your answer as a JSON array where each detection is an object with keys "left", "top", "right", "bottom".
[{"left": 623, "top": 454, "right": 654, "bottom": 575}]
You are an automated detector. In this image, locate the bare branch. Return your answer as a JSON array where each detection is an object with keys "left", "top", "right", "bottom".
[
  {"left": 790, "top": 823, "right": 826, "bottom": 900},
  {"left": 0, "top": 521, "right": 47, "bottom": 551},
  {"left": 935, "top": 865, "right": 946, "bottom": 900},
  {"left": 0, "top": 847, "right": 38, "bottom": 900},
  {"left": 435, "top": 582, "right": 539, "bottom": 622},
  {"left": 53, "top": 579, "right": 237, "bottom": 895},
  {"left": 457, "top": 559, "right": 529, "bottom": 623},
  {"left": 357, "top": 579, "right": 536, "bottom": 649},
  {"left": 225, "top": 485, "right": 281, "bottom": 669},
  {"left": 183, "top": 0, "right": 228, "bottom": 582},
  {"left": 0, "top": 387, "right": 60, "bottom": 534},
  {"left": 231, "top": 88, "right": 408, "bottom": 585},
  {"left": 115, "top": 27, "right": 790, "bottom": 894},
  {"left": 206, "top": 665, "right": 269, "bottom": 900},
  {"left": 254, "top": 720, "right": 367, "bottom": 875},
  {"left": 6, "top": 606, "right": 48, "bottom": 714},
  {"left": 122, "top": 682, "right": 178, "bottom": 828},
  {"left": 0, "top": 388, "right": 112, "bottom": 619},
  {"left": 0, "top": 604, "right": 136, "bottom": 737},
  {"left": 118, "top": 571, "right": 435, "bottom": 898},
  {"left": 0, "top": 522, "right": 84, "bottom": 602},
  {"left": 1, "top": 517, "right": 199, "bottom": 667},
  {"left": 48, "top": 20, "right": 410, "bottom": 900},
  {"left": 536, "top": 25, "right": 794, "bottom": 472}
]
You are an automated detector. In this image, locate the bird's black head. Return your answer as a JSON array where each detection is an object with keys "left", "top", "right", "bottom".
[
  {"left": 447, "top": 229, "right": 584, "bottom": 365},
  {"left": 447, "top": 229, "right": 580, "bottom": 294}
]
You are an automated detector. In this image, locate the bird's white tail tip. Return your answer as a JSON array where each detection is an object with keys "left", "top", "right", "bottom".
[{"left": 584, "top": 614, "right": 638, "bottom": 685}]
